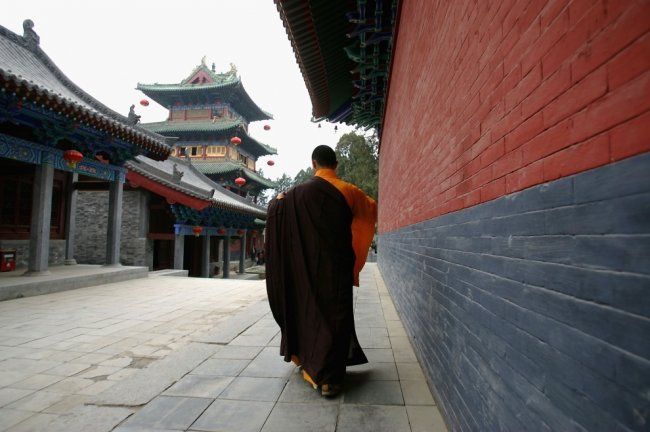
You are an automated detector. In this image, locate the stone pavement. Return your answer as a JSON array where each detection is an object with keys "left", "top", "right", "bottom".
[{"left": 0, "top": 264, "right": 447, "bottom": 431}]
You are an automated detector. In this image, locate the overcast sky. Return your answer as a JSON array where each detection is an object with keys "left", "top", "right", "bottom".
[{"left": 3, "top": 0, "right": 356, "bottom": 179}]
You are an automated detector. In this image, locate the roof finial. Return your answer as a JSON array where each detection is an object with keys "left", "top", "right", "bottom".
[
  {"left": 228, "top": 63, "right": 238, "bottom": 77},
  {"left": 211, "top": 62, "right": 216, "bottom": 73},
  {"left": 22, "top": 19, "right": 40, "bottom": 47},
  {"left": 127, "top": 104, "right": 141, "bottom": 125},
  {"left": 201, "top": 55, "right": 207, "bottom": 66}
]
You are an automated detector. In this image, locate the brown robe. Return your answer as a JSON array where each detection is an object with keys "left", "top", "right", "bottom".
[{"left": 265, "top": 176, "right": 367, "bottom": 385}]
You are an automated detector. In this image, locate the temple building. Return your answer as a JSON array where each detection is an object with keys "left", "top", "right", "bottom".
[
  {"left": 137, "top": 61, "right": 277, "bottom": 202},
  {"left": 74, "top": 154, "right": 267, "bottom": 278},
  {"left": 0, "top": 19, "right": 171, "bottom": 275},
  {"left": 275, "top": 1, "right": 650, "bottom": 431}
]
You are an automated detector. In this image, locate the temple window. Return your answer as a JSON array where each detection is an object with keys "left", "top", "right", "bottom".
[
  {"left": 189, "top": 146, "right": 201, "bottom": 157},
  {"left": 238, "top": 153, "right": 249, "bottom": 166},
  {"left": 206, "top": 146, "right": 226, "bottom": 156}
]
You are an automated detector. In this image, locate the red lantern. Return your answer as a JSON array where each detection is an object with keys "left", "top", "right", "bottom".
[
  {"left": 217, "top": 228, "right": 226, "bottom": 235},
  {"left": 237, "top": 229, "right": 244, "bottom": 236},
  {"left": 140, "top": 99, "right": 149, "bottom": 107},
  {"left": 263, "top": 124, "right": 271, "bottom": 131},
  {"left": 192, "top": 226, "right": 203, "bottom": 237},
  {"left": 230, "top": 136, "right": 241, "bottom": 145},
  {"left": 63, "top": 150, "right": 83, "bottom": 168},
  {"left": 267, "top": 160, "right": 275, "bottom": 166},
  {"left": 235, "top": 177, "right": 246, "bottom": 186}
]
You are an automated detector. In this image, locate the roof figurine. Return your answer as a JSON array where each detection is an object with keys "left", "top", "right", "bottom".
[{"left": 22, "top": 19, "right": 39, "bottom": 47}]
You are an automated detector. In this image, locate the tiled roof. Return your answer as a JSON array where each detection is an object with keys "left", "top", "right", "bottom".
[
  {"left": 0, "top": 21, "right": 171, "bottom": 158},
  {"left": 139, "top": 119, "right": 277, "bottom": 157},
  {"left": 193, "top": 160, "right": 277, "bottom": 189},
  {"left": 126, "top": 155, "right": 267, "bottom": 217},
  {"left": 137, "top": 63, "right": 272, "bottom": 122}
]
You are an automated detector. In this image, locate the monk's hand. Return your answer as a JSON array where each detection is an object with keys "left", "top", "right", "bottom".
[{"left": 276, "top": 192, "right": 286, "bottom": 200}]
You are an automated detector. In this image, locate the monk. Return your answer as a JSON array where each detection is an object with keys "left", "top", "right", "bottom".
[{"left": 265, "top": 145, "right": 377, "bottom": 397}]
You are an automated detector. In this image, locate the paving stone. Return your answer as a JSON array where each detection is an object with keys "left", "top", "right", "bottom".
[
  {"left": 191, "top": 359, "right": 250, "bottom": 377},
  {"left": 343, "top": 380, "right": 404, "bottom": 406},
  {"left": 163, "top": 375, "right": 233, "bottom": 398},
  {"left": 278, "top": 371, "right": 339, "bottom": 404},
  {"left": 0, "top": 408, "right": 34, "bottom": 430},
  {"left": 44, "top": 363, "right": 91, "bottom": 377},
  {"left": 10, "top": 374, "right": 63, "bottom": 390},
  {"left": 45, "top": 405, "right": 133, "bottom": 432},
  {"left": 43, "top": 394, "right": 89, "bottom": 414},
  {"left": 0, "top": 388, "right": 33, "bottom": 408},
  {"left": 337, "top": 404, "right": 410, "bottom": 432},
  {"left": 261, "top": 402, "right": 338, "bottom": 432},
  {"left": 363, "top": 348, "right": 394, "bottom": 363},
  {"left": 0, "top": 358, "right": 61, "bottom": 375},
  {"left": 211, "top": 345, "right": 263, "bottom": 360},
  {"left": 191, "top": 399, "right": 273, "bottom": 432},
  {"left": 124, "top": 396, "right": 211, "bottom": 430},
  {"left": 347, "top": 362, "right": 398, "bottom": 381},
  {"left": 6, "top": 390, "right": 67, "bottom": 412},
  {"left": 113, "top": 426, "right": 182, "bottom": 432},
  {"left": 239, "top": 347, "right": 296, "bottom": 378},
  {"left": 91, "top": 342, "right": 217, "bottom": 406},
  {"left": 76, "top": 365, "right": 122, "bottom": 380},
  {"left": 99, "top": 356, "right": 133, "bottom": 368},
  {"left": 6, "top": 412, "right": 59, "bottom": 432},
  {"left": 45, "top": 377, "right": 94, "bottom": 394},
  {"left": 107, "top": 368, "right": 139, "bottom": 381},
  {"left": 219, "top": 377, "right": 286, "bottom": 402},
  {"left": 396, "top": 362, "right": 427, "bottom": 381},
  {"left": 407, "top": 405, "right": 448, "bottom": 431},
  {"left": 76, "top": 380, "right": 116, "bottom": 396},
  {"left": 0, "top": 371, "right": 31, "bottom": 387},
  {"left": 400, "top": 380, "right": 435, "bottom": 405},
  {"left": 193, "top": 301, "right": 270, "bottom": 345}
]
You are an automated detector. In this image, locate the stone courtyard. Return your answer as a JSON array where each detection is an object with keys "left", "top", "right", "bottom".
[{"left": 0, "top": 265, "right": 446, "bottom": 431}]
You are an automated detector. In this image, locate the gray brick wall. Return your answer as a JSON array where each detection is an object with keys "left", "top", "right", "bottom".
[
  {"left": 75, "top": 190, "right": 150, "bottom": 266},
  {"left": 0, "top": 239, "right": 65, "bottom": 268},
  {"left": 378, "top": 153, "right": 650, "bottom": 432}
]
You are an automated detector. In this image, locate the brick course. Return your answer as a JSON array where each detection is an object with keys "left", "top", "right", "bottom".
[
  {"left": 379, "top": 0, "right": 650, "bottom": 233},
  {"left": 378, "top": 153, "right": 650, "bottom": 431}
]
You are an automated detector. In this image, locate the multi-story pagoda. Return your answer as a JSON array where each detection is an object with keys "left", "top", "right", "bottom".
[{"left": 137, "top": 61, "right": 276, "bottom": 201}]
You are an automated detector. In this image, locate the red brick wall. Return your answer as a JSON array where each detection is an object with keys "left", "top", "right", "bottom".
[{"left": 378, "top": 0, "right": 650, "bottom": 233}]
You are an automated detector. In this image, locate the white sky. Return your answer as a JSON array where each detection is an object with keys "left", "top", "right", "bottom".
[{"left": 3, "top": 0, "right": 355, "bottom": 179}]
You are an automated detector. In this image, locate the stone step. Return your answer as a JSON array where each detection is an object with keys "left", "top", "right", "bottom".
[{"left": 0, "top": 265, "right": 149, "bottom": 301}]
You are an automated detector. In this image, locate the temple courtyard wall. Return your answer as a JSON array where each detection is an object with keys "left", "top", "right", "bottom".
[
  {"left": 377, "top": 1, "right": 649, "bottom": 431},
  {"left": 75, "top": 190, "right": 151, "bottom": 268}
]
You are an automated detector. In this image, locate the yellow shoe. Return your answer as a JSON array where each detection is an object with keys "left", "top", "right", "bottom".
[{"left": 302, "top": 369, "right": 318, "bottom": 390}]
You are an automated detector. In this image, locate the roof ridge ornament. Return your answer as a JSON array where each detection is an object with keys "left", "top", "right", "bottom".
[
  {"left": 172, "top": 163, "right": 184, "bottom": 182},
  {"left": 228, "top": 63, "right": 238, "bottom": 77},
  {"left": 22, "top": 19, "right": 39, "bottom": 48}
]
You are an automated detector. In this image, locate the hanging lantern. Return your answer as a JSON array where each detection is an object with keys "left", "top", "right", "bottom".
[
  {"left": 334, "top": 125, "right": 338, "bottom": 132},
  {"left": 230, "top": 136, "right": 241, "bottom": 145},
  {"left": 139, "top": 99, "right": 149, "bottom": 107},
  {"left": 217, "top": 228, "right": 226, "bottom": 235},
  {"left": 63, "top": 150, "right": 83, "bottom": 168},
  {"left": 263, "top": 124, "right": 271, "bottom": 131},
  {"left": 318, "top": 123, "right": 322, "bottom": 128},
  {"left": 267, "top": 160, "right": 275, "bottom": 166},
  {"left": 192, "top": 226, "right": 203, "bottom": 237},
  {"left": 237, "top": 229, "right": 244, "bottom": 236},
  {"left": 235, "top": 177, "right": 246, "bottom": 186}
]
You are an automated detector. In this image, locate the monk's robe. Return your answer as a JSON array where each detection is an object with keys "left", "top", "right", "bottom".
[
  {"left": 265, "top": 176, "right": 370, "bottom": 386},
  {"left": 314, "top": 168, "right": 377, "bottom": 287}
]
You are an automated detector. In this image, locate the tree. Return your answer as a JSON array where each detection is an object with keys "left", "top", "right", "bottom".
[
  {"left": 335, "top": 132, "right": 378, "bottom": 200},
  {"left": 293, "top": 167, "right": 315, "bottom": 186},
  {"left": 274, "top": 173, "right": 294, "bottom": 192}
]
